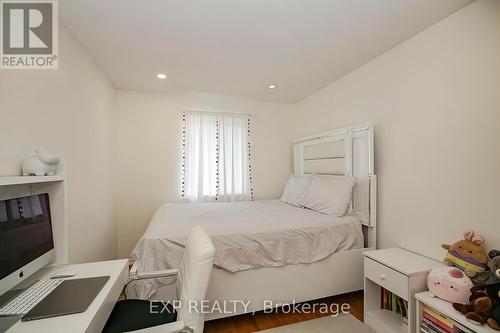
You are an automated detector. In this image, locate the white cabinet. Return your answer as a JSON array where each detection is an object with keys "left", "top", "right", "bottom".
[{"left": 364, "top": 248, "right": 440, "bottom": 333}]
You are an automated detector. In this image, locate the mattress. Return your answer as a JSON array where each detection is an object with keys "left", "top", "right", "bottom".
[{"left": 131, "top": 199, "right": 363, "bottom": 298}]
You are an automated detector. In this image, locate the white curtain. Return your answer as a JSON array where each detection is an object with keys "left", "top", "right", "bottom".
[{"left": 181, "top": 111, "right": 253, "bottom": 202}]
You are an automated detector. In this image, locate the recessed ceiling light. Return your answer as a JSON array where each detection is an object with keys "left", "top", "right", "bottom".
[
  {"left": 157, "top": 73, "right": 167, "bottom": 79},
  {"left": 268, "top": 84, "right": 278, "bottom": 89}
]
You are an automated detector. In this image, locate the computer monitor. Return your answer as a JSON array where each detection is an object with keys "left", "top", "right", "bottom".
[{"left": 0, "top": 193, "right": 55, "bottom": 296}]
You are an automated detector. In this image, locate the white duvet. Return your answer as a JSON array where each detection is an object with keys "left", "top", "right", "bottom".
[{"left": 131, "top": 200, "right": 363, "bottom": 298}]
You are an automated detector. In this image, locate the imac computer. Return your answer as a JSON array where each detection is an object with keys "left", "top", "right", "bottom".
[
  {"left": 0, "top": 193, "right": 109, "bottom": 321},
  {"left": 0, "top": 193, "right": 55, "bottom": 297}
]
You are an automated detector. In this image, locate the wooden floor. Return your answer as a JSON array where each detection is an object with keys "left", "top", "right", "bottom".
[{"left": 203, "top": 291, "right": 364, "bottom": 333}]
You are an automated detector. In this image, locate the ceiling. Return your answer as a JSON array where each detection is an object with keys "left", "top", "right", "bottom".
[{"left": 60, "top": 0, "right": 473, "bottom": 103}]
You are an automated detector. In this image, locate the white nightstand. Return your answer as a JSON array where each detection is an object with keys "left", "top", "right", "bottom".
[{"left": 364, "top": 248, "right": 441, "bottom": 333}]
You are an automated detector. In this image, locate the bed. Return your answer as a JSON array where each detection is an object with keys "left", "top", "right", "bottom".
[{"left": 129, "top": 124, "right": 377, "bottom": 320}]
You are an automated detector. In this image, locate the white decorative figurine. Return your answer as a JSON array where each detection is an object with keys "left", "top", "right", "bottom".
[{"left": 22, "top": 148, "right": 60, "bottom": 176}]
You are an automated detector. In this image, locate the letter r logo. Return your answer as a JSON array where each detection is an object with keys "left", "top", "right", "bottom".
[{"left": 2, "top": 2, "right": 53, "bottom": 54}]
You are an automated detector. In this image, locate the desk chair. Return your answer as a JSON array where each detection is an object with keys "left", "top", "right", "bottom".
[{"left": 103, "top": 226, "right": 215, "bottom": 333}]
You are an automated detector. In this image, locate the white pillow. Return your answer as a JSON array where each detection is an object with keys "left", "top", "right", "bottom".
[
  {"left": 280, "top": 175, "right": 312, "bottom": 207},
  {"left": 302, "top": 176, "right": 356, "bottom": 216}
]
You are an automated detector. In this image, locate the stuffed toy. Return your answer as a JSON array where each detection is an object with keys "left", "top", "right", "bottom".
[
  {"left": 453, "top": 282, "right": 500, "bottom": 331},
  {"left": 442, "top": 230, "right": 488, "bottom": 277},
  {"left": 428, "top": 266, "right": 474, "bottom": 304},
  {"left": 473, "top": 250, "right": 500, "bottom": 285},
  {"left": 22, "top": 148, "right": 60, "bottom": 176}
]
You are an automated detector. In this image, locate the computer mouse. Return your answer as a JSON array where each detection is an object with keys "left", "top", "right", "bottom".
[{"left": 50, "top": 271, "right": 77, "bottom": 279}]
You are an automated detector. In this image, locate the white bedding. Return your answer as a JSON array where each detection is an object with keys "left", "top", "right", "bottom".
[{"left": 131, "top": 200, "right": 363, "bottom": 298}]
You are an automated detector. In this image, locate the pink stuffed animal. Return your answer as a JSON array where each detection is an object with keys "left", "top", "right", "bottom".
[{"left": 428, "top": 266, "right": 474, "bottom": 304}]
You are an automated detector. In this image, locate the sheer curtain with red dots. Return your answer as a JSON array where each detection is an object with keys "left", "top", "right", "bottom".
[{"left": 181, "top": 111, "right": 254, "bottom": 202}]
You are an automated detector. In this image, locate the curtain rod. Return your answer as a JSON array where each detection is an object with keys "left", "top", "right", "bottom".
[{"left": 181, "top": 110, "right": 255, "bottom": 118}]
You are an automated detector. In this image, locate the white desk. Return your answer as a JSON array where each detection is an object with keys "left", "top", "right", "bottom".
[{"left": 2, "top": 259, "right": 128, "bottom": 333}]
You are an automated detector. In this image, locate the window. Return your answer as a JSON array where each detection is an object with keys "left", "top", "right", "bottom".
[{"left": 181, "top": 111, "right": 254, "bottom": 202}]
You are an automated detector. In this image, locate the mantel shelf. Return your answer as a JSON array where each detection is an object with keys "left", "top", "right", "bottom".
[{"left": 0, "top": 175, "right": 64, "bottom": 186}]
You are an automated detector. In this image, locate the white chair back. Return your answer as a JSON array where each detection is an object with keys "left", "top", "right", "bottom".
[{"left": 176, "top": 226, "right": 215, "bottom": 333}]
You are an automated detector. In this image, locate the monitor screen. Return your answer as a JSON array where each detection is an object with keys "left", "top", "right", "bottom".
[{"left": 0, "top": 194, "right": 54, "bottom": 280}]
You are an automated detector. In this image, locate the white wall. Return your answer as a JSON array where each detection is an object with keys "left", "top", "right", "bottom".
[
  {"left": 294, "top": 0, "right": 500, "bottom": 260},
  {"left": 0, "top": 26, "right": 118, "bottom": 263},
  {"left": 115, "top": 90, "right": 294, "bottom": 257},
  {"left": 2, "top": 0, "right": 498, "bottom": 264}
]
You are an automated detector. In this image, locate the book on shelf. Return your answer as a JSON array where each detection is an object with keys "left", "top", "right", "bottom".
[
  {"left": 380, "top": 288, "right": 408, "bottom": 324},
  {"left": 419, "top": 305, "right": 465, "bottom": 333}
]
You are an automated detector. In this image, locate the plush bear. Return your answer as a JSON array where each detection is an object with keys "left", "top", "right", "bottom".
[
  {"left": 478, "top": 282, "right": 500, "bottom": 331},
  {"left": 442, "top": 230, "right": 488, "bottom": 277},
  {"left": 466, "top": 283, "right": 500, "bottom": 330},
  {"left": 473, "top": 250, "right": 500, "bottom": 285},
  {"left": 453, "top": 282, "right": 500, "bottom": 331}
]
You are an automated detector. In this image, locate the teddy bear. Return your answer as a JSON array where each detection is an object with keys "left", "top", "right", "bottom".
[
  {"left": 473, "top": 250, "right": 500, "bottom": 285},
  {"left": 442, "top": 230, "right": 488, "bottom": 278},
  {"left": 453, "top": 282, "right": 500, "bottom": 331}
]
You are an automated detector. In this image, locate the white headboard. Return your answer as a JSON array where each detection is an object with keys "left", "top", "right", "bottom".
[{"left": 293, "top": 124, "right": 377, "bottom": 235}]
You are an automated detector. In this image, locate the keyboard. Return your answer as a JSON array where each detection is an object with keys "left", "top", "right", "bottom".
[{"left": 0, "top": 279, "right": 63, "bottom": 316}]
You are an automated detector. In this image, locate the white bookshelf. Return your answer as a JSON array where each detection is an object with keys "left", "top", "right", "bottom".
[
  {"left": 416, "top": 291, "right": 497, "bottom": 333},
  {"left": 0, "top": 175, "right": 64, "bottom": 186},
  {"left": 364, "top": 248, "right": 441, "bottom": 333}
]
